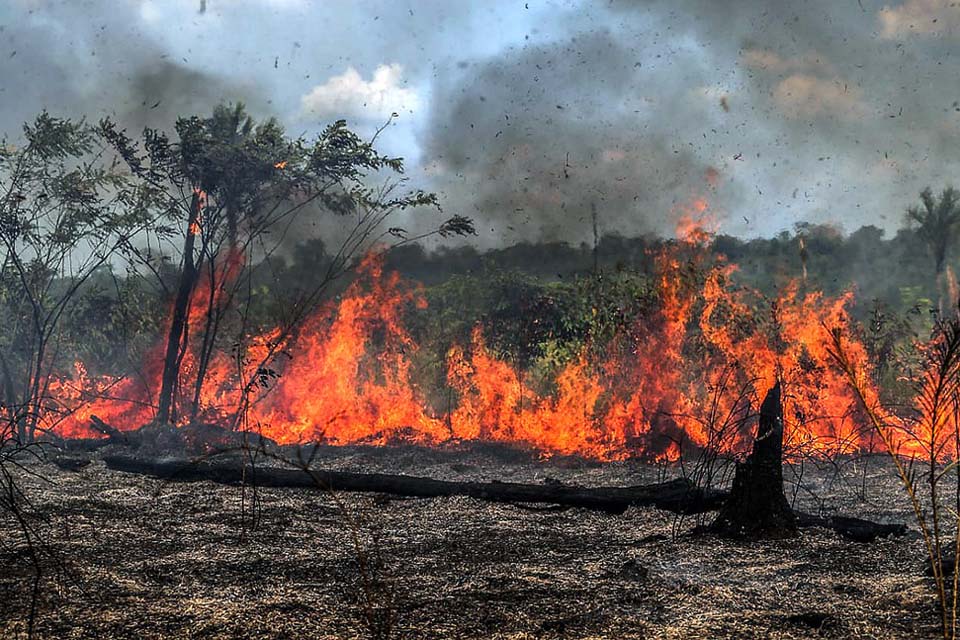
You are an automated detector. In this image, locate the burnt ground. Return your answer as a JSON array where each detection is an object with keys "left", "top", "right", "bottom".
[{"left": 0, "top": 444, "right": 942, "bottom": 639}]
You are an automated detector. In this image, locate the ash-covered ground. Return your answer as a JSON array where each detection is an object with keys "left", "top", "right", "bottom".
[{"left": 0, "top": 445, "right": 940, "bottom": 639}]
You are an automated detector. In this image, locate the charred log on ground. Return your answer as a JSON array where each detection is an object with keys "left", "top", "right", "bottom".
[
  {"left": 102, "top": 454, "right": 725, "bottom": 515},
  {"left": 794, "top": 513, "right": 906, "bottom": 543},
  {"left": 101, "top": 453, "right": 907, "bottom": 541}
]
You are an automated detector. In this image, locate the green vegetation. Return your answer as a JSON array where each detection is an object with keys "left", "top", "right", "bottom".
[{"left": 0, "top": 106, "right": 958, "bottom": 436}]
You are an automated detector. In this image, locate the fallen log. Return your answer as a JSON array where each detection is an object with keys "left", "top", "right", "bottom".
[
  {"left": 101, "top": 455, "right": 907, "bottom": 541},
  {"left": 102, "top": 454, "right": 726, "bottom": 515},
  {"left": 794, "top": 513, "right": 908, "bottom": 543}
]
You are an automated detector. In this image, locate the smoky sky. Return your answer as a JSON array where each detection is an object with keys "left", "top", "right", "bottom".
[
  {"left": 424, "top": 28, "right": 741, "bottom": 242},
  {"left": 0, "top": 2, "right": 265, "bottom": 136},
  {"left": 2, "top": 0, "right": 959, "bottom": 246}
]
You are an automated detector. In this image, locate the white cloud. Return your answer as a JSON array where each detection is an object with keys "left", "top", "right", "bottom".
[
  {"left": 139, "top": 1, "right": 163, "bottom": 23},
  {"left": 299, "top": 64, "right": 420, "bottom": 121},
  {"left": 879, "top": 0, "right": 960, "bottom": 38}
]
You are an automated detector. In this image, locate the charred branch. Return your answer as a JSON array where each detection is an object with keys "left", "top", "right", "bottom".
[{"left": 793, "top": 513, "right": 907, "bottom": 543}]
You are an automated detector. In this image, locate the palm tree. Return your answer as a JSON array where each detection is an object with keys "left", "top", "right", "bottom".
[
  {"left": 906, "top": 187, "right": 960, "bottom": 279},
  {"left": 906, "top": 187, "right": 960, "bottom": 314}
]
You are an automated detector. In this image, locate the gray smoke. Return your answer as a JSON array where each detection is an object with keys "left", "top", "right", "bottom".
[
  {"left": 0, "top": 1, "right": 263, "bottom": 137},
  {"left": 423, "top": 28, "right": 743, "bottom": 244},
  {"left": 422, "top": 0, "right": 960, "bottom": 243},
  {"left": 607, "top": 0, "right": 960, "bottom": 235},
  {"left": 3, "top": 0, "right": 960, "bottom": 245}
]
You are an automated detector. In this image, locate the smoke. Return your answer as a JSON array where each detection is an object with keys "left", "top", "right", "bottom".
[
  {"left": 0, "top": 1, "right": 263, "bottom": 138},
  {"left": 420, "top": 0, "right": 960, "bottom": 243},
  {"left": 4, "top": 0, "right": 960, "bottom": 246},
  {"left": 423, "top": 28, "right": 743, "bottom": 245},
  {"left": 606, "top": 0, "right": 960, "bottom": 235}
]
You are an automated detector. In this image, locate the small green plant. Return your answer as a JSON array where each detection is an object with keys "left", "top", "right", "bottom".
[{"left": 829, "top": 316, "right": 960, "bottom": 639}]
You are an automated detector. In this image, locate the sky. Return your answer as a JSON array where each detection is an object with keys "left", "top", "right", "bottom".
[{"left": 1, "top": 0, "right": 958, "bottom": 247}]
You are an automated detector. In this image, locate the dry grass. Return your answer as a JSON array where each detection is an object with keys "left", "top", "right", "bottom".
[{"left": 0, "top": 445, "right": 940, "bottom": 639}]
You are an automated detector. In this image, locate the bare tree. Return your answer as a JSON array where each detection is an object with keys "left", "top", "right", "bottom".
[{"left": 0, "top": 113, "right": 152, "bottom": 442}]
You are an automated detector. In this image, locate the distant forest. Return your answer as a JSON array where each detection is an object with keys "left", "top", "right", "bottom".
[
  {"left": 374, "top": 224, "right": 929, "bottom": 310},
  {"left": 65, "top": 221, "right": 937, "bottom": 386}
]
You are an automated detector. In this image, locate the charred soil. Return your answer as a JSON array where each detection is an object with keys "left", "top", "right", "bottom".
[{"left": 0, "top": 446, "right": 937, "bottom": 639}]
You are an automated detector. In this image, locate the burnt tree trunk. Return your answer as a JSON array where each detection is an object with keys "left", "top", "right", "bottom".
[
  {"left": 189, "top": 261, "right": 220, "bottom": 423},
  {"left": 156, "top": 191, "right": 203, "bottom": 425},
  {"left": 711, "top": 381, "right": 798, "bottom": 538}
]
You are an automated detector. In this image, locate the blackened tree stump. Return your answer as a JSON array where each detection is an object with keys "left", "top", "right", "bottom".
[{"left": 711, "top": 381, "right": 799, "bottom": 539}]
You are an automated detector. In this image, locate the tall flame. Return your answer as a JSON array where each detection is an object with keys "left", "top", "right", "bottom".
[{"left": 43, "top": 200, "right": 887, "bottom": 461}]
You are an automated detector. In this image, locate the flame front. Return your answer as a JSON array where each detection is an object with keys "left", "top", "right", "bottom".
[{"left": 43, "top": 209, "right": 887, "bottom": 462}]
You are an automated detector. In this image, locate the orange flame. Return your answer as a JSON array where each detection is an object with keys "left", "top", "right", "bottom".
[
  {"left": 188, "top": 188, "right": 206, "bottom": 236},
  {"left": 43, "top": 230, "right": 888, "bottom": 462},
  {"left": 674, "top": 196, "right": 716, "bottom": 244}
]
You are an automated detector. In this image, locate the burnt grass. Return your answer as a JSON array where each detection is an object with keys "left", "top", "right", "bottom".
[{"left": 0, "top": 444, "right": 941, "bottom": 639}]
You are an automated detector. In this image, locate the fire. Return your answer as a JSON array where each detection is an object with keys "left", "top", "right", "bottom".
[
  {"left": 447, "top": 334, "right": 622, "bottom": 458},
  {"left": 188, "top": 188, "right": 206, "bottom": 236},
  {"left": 274, "top": 160, "right": 287, "bottom": 169},
  {"left": 42, "top": 214, "right": 887, "bottom": 462},
  {"left": 674, "top": 195, "right": 717, "bottom": 245},
  {"left": 247, "top": 257, "right": 446, "bottom": 444}
]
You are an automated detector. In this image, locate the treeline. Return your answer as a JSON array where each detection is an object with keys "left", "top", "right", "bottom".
[
  {"left": 65, "top": 220, "right": 939, "bottom": 384},
  {"left": 315, "top": 222, "right": 937, "bottom": 315}
]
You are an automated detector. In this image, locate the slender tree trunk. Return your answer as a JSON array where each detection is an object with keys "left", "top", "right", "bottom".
[
  {"left": 936, "top": 259, "right": 946, "bottom": 316},
  {"left": 189, "top": 266, "right": 221, "bottom": 422},
  {"left": 156, "top": 191, "right": 203, "bottom": 425},
  {"left": 23, "top": 333, "right": 47, "bottom": 442},
  {"left": 0, "top": 350, "right": 17, "bottom": 414},
  {"left": 191, "top": 201, "right": 238, "bottom": 422},
  {"left": 227, "top": 211, "right": 238, "bottom": 252},
  {"left": 0, "top": 349, "right": 27, "bottom": 443}
]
